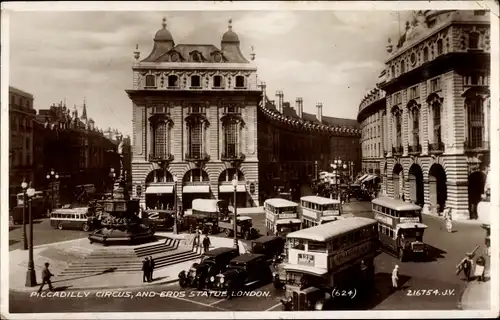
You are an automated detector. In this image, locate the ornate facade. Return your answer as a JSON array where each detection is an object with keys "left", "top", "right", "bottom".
[
  {"left": 358, "top": 10, "right": 491, "bottom": 220},
  {"left": 128, "top": 19, "right": 261, "bottom": 210}
]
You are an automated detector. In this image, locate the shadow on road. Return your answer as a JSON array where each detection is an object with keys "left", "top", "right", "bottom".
[
  {"left": 53, "top": 267, "right": 117, "bottom": 284},
  {"left": 9, "top": 240, "right": 20, "bottom": 246},
  {"left": 423, "top": 244, "right": 447, "bottom": 262},
  {"left": 337, "top": 272, "right": 412, "bottom": 310},
  {"left": 52, "top": 285, "right": 73, "bottom": 292}
]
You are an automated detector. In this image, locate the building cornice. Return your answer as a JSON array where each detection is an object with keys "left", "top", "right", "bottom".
[{"left": 133, "top": 62, "right": 257, "bottom": 72}]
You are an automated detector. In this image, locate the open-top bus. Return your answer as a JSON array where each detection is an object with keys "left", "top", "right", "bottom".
[
  {"left": 277, "top": 217, "right": 379, "bottom": 311},
  {"left": 371, "top": 197, "right": 428, "bottom": 261},
  {"left": 300, "top": 196, "right": 343, "bottom": 228},
  {"left": 264, "top": 198, "right": 302, "bottom": 237}
]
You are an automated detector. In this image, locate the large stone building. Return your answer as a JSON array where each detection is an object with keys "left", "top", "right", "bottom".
[
  {"left": 358, "top": 10, "right": 491, "bottom": 220},
  {"left": 258, "top": 88, "right": 361, "bottom": 202},
  {"left": 127, "top": 18, "right": 261, "bottom": 210},
  {"left": 9, "top": 86, "right": 36, "bottom": 207}
]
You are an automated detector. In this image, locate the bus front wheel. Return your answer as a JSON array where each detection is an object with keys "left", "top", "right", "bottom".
[
  {"left": 58, "top": 223, "right": 64, "bottom": 230},
  {"left": 82, "top": 223, "right": 90, "bottom": 232}
]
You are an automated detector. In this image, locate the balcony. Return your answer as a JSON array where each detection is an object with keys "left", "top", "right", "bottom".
[
  {"left": 392, "top": 146, "right": 403, "bottom": 155},
  {"left": 148, "top": 153, "right": 174, "bottom": 164},
  {"left": 464, "top": 140, "right": 490, "bottom": 152},
  {"left": 185, "top": 152, "right": 210, "bottom": 166},
  {"left": 428, "top": 142, "right": 444, "bottom": 154},
  {"left": 408, "top": 144, "right": 422, "bottom": 155},
  {"left": 221, "top": 152, "right": 246, "bottom": 166}
]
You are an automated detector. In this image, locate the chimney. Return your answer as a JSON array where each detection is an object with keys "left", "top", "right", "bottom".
[
  {"left": 316, "top": 102, "right": 323, "bottom": 122},
  {"left": 296, "top": 97, "right": 303, "bottom": 118},
  {"left": 298, "top": 98, "right": 303, "bottom": 118},
  {"left": 275, "top": 90, "right": 283, "bottom": 113}
]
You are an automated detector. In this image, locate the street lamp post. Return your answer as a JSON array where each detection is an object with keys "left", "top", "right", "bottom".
[
  {"left": 25, "top": 184, "right": 37, "bottom": 287},
  {"left": 109, "top": 168, "right": 116, "bottom": 200},
  {"left": 332, "top": 161, "right": 338, "bottom": 200},
  {"left": 21, "top": 180, "right": 28, "bottom": 250},
  {"left": 232, "top": 178, "right": 238, "bottom": 251},
  {"left": 173, "top": 175, "right": 178, "bottom": 234},
  {"left": 46, "top": 169, "right": 59, "bottom": 213}
]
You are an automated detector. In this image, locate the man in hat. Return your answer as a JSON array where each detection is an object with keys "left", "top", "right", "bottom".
[
  {"left": 202, "top": 234, "right": 211, "bottom": 253},
  {"left": 458, "top": 253, "right": 474, "bottom": 282},
  {"left": 142, "top": 257, "right": 150, "bottom": 283},
  {"left": 38, "top": 262, "right": 55, "bottom": 293},
  {"left": 148, "top": 256, "right": 155, "bottom": 282},
  {"left": 391, "top": 265, "right": 399, "bottom": 291}
]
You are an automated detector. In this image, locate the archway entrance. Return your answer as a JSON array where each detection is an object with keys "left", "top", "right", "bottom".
[
  {"left": 429, "top": 164, "right": 447, "bottom": 214},
  {"left": 392, "top": 164, "right": 404, "bottom": 199},
  {"left": 182, "top": 168, "right": 210, "bottom": 210},
  {"left": 145, "top": 169, "right": 174, "bottom": 210},
  {"left": 218, "top": 168, "right": 247, "bottom": 208},
  {"left": 468, "top": 171, "right": 486, "bottom": 220},
  {"left": 408, "top": 164, "right": 424, "bottom": 206}
]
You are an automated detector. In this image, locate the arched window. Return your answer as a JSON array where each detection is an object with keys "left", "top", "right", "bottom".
[
  {"left": 412, "top": 106, "right": 420, "bottom": 147},
  {"left": 145, "top": 75, "right": 156, "bottom": 87},
  {"left": 235, "top": 75, "right": 245, "bottom": 88},
  {"left": 400, "top": 60, "right": 405, "bottom": 74},
  {"left": 391, "top": 65, "right": 395, "bottom": 78},
  {"left": 168, "top": 75, "right": 178, "bottom": 87},
  {"left": 469, "top": 32, "right": 479, "bottom": 49},
  {"left": 423, "top": 47, "right": 429, "bottom": 62},
  {"left": 188, "top": 122, "right": 203, "bottom": 158},
  {"left": 432, "top": 101, "right": 442, "bottom": 145},
  {"left": 466, "top": 97, "right": 484, "bottom": 148},
  {"left": 213, "top": 75, "right": 223, "bottom": 88},
  {"left": 153, "top": 121, "right": 170, "bottom": 158},
  {"left": 437, "top": 39, "right": 443, "bottom": 55},
  {"left": 224, "top": 120, "right": 240, "bottom": 157},
  {"left": 191, "top": 75, "right": 201, "bottom": 88}
]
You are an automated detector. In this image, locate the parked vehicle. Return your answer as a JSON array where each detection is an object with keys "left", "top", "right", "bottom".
[
  {"left": 219, "top": 215, "right": 259, "bottom": 240},
  {"left": 214, "top": 253, "right": 272, "bottom": 299},
  {"left": 181, "top": 199, "right": 226, "bottom": 234},
  {"left": 250, "top": 236, "right": 286, "bottom": 262},
  {"left": 50, "top": 207, "right": 99, "bottom": 231},
  {"left": 10, "top": 204, "right": 47, "bottom": 224},
  {"left": 145, "top": 209, "right": 175, "bottom": 230},
  {"left": 178, "top": 247, "right": 239, "bottom": 290}
]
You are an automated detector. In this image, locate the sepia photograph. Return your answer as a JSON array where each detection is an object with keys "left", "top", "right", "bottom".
[{"left": 1, "top": 1, "right": 498, "bottom": 319}]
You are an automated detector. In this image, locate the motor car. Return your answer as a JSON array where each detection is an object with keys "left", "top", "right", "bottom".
[
  {"left": 213, "top": 253, "right": 272, "bottom": 299},
  {"left": 250, "top": 236, "right": 285, "bottom": 262},
  {"left": 178, "top": 247, "right": 239, "bottom": 290}
]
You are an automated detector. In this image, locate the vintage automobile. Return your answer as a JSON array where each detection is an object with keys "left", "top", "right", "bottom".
[
  {"left": 178, "top": 247, "right": 239, "bottom": 290},
  {"left": 213, "top": 253, "right": 272, "bottom": 299},
  {"left": 145, "top": 209, "right": 175, "bottom": 231},
  {"left": 219, "top": 215, "right": 259, "bottom": 240},
  {"left": 180, "top": 199, "right": 226, "bottom": 234},
  {"left": 281, "top": 286, "right": 334, "bottom": 311},
  {"left": 250, "top": 236, "right": 286, "bottom": 262}
]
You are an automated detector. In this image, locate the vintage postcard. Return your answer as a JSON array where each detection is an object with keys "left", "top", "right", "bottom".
[{"left": 1, "top": 1, "right": 498, "bottom": 319}]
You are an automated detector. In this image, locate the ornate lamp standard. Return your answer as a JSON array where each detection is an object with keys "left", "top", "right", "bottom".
[
  {"left": 232, "top": 177, "right": 238, "bottom": 251},
  {"left": 46, "top": 169, "right": 59, "bottom": 212},
  {"left": 109, "top": 168, "right": 116, "bottom": 200},
  {"left": 332, "top": 160, "right": 338, "bottom": 200},
  {"left": 173, "top": 175, "right": 178, "bottom": 234},
  {"left": 25, "top": 184, "right": 37, "bottom": 287},
  {"left": 21, "top": 180, "right": 28, "bottom": 250}
]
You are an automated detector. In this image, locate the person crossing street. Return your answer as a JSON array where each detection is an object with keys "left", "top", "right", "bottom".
[
  {"left": 148, "top": 256, "right": 155, "bottom": 282},
  {"left": 142, "top": 257, "right": 150, "bottom": 283},
  {"left": 391, "top": 265, "right": 399, "bottom": 291},
  {"left": 202, "top": 234, "right": 211, "bottom": 253},
  {"left": 38, "top": 262, "right": 55, "bottom": 293}
]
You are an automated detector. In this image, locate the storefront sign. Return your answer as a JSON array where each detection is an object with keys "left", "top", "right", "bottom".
[
  {"left": 375, "top": 213, "right": 392, "bottom": 225},
  {"left": 330, "top": 242, "right": 371, "bottom": 267},
  {"left": 278, "top": 213, "right": 297, "bottom": 220},
  {"left": 400, "top": 217, "right": 420, "bottom": 223},
  {"left": 297, "top": 253, "right": 315, "bottom": 266}
]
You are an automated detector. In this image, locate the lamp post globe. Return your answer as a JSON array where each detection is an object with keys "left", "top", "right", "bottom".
[
  {"left": 232, "top": 178, "right": 238, "bottom": 251},
  {"left": 50, "top": 169, "right": 55, "bottom": 176}
]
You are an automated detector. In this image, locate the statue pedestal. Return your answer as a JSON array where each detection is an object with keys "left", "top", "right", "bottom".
[{"left": 88, "top": 180, "right": 155, "bottom": 246}]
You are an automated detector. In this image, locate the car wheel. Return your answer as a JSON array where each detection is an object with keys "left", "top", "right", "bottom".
[
  {"left": 58, "top": 223, "right": 64, "bottom": 230},
  {"left": 82, "top": 223, "right": 90, "bottom": 232},
  {"left": 225, "top": 229, "right": 231, "bottom": 237},
  {"left": 179, "top": 278, "right": 188, "bottom": 288}
]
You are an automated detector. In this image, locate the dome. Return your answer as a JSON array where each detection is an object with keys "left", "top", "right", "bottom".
[
  {"left": 222, "top": 19, "right": 240, "bottom": 43},
  {"left": 154, "top": 17, "right": 174, "bottom": 42}
]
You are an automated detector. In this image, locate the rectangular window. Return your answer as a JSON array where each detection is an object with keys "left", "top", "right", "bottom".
[
  {"left": 189, "top": 123, "right": 202, "bottom": 158},
  {"left": 408, "top": 86, "right": 419, "bottom": 99},
  {"left": 430, "top": 78, "right": 441, "bottom": 92},
  {"left": 145, "top": 75, "right": 156, "bottom": 87},
  {"left": 224, "top": 121, "right": 238, "bottom": 157},
  {"left": 191, "top": 75, "right": 201, "bottom": 88}
]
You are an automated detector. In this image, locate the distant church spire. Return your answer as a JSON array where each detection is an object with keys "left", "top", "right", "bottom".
[{"left": 81, "top": 98, "right": 88, "bottom": 120}]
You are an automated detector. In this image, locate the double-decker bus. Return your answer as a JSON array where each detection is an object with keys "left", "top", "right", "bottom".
[
  {"left": 264, "top": 198, "right": 302, "bottom": 237},
  {"left": 300, "top": 196, "right": 343, "bottom": 228},
  {"left": 371, "top": 197, "right": 428, "bottom": 261},
  {"left": 277, "top": 217, "right": 379, "bottom": 311}
]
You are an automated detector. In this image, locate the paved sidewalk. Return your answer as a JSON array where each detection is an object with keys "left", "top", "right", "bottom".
[
  {"left": 9, "top": 234, "right": 243, "bottom": 293},
  {"left": 459, "top": 265, "right": 493, "bottom": 310}
]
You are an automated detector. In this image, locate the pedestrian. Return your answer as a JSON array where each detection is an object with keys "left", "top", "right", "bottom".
[
  {"left": 202, "top": 234, "right": 211, "bottom": 253},
  {"left": 148, "top": 256, "right": 155, "bottom": 282},
  {"left": 38, "top": 262, "right": 55, "bottom": 293},
  {"left": 142, "top": 257, "right": 150, "bottom": 283},
  {"left": 391, "top": 265, "right": 399, "bottom": 291},
  {"left": 443, "top": 206, "right": 453, "bottom": 233},
  {"left": 457, "top": 253, "right": 474, "bottom": 282},
  {"left": 475, "top": 256, "right": 486, "bottom": 282}
]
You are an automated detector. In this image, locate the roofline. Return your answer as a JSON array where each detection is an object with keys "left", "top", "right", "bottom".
[
  {"left": 9, "top": 86, "right": 34, "bottom": 99},
  {"left": 133, "top": 62, "right": 256, "bottom": 71}
]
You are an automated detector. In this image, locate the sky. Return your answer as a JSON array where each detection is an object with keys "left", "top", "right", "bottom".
[{"left": 8, "top": 9, "right": 415, "bottom": 136}]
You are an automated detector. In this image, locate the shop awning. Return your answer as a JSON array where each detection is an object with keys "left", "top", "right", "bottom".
[
  {"left": 357, "top": 174, "right": 369, "bottom": 182},
  {"left": 219, "top": 184, "right": 246, "bottom": 193},
  {"left": 145, "top": 185, "right": 174, "bottom": 194},
  {"left": 182, "top": 185, "right": 210, "bottom": 193}
]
